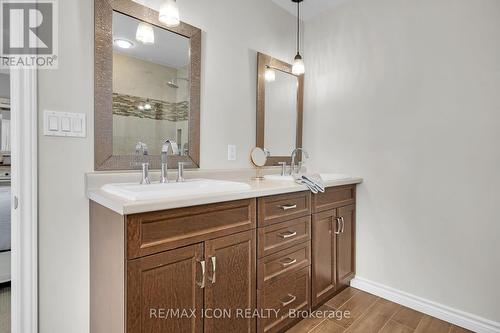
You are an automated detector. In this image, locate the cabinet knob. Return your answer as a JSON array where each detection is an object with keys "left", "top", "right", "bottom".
[
  {"left": 278, "top": 231, "right": 297, "bottom": 239},
  {"left": 280, "top": 294, "right": 297, "bottom": 307},
  {"left": 208, "top": 256, "right": 216, "bottom": 284},
  {"left": 279, "top": 257, "right": 297, "bottom": 267},
  {"left": 279, "top": 203, "right": 297, "bottom": 211},
  {"left": 196, "top": 260, "right": 206, "bottom": 289},
  {"left": 334, "top": 218, "right": 341, "bottom": 235}
]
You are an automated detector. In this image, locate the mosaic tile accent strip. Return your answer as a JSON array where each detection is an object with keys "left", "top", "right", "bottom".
[{"left": 113, "top": 93, "right": 189, "bottom": 121}]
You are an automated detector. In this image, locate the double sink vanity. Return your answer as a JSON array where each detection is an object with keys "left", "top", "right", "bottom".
[
  {"left": 89, "top": 171, "right": 362, "bottom": 333},
  {"left": 91, "top": 0, "right": 362, "bottom": 332}
]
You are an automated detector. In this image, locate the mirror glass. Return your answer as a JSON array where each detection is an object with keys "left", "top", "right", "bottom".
[
  {"left": 264, "top": 68, "right": 297, "bottom": 156},
  {"left": 112, "top": 11, "right": 190, "bottom": 157}
]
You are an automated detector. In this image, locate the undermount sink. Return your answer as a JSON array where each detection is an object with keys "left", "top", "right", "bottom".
[
  {"left": 102, "top": 179, "right": 252, "bottom": 201},
  {"left": 264, "top": 173, "right": 352, "bottom": 182}
]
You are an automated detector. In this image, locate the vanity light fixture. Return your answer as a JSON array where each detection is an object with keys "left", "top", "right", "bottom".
[
  {"left": 114, "top": 38, "right": 133, "bottom": 49},
  {"left": 136, "top": 22, "right": 155, "bottom": 44},
  {"left": 291, "top": 0, "right": 305, "bottom": 75},
  {"left": 159, "top": 0, "right": 180, "bottom": 27},
  {"left": 264, "top": 66, "right": 276, "bottom": 82}
]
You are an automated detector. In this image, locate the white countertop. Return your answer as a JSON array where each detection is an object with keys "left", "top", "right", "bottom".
[{"left": 86, "top": 169, "right": 363, "bottom": 215}]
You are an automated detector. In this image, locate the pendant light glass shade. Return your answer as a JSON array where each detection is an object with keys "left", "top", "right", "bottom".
[
  {"left": 292, "top": 53, "right": 305, "bottom": 75},
  {"left": 159, "top": 0, "right": 180, "bottom": 27},
  {"left": 264, "top": 67, "right": 276, "bottom": 82},
  {"left": 136, "top": 22, "right": 155, "bottom": 44}
]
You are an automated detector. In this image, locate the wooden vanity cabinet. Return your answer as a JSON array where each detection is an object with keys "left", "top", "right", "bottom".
[
  {"left": 256, "top": 191, "right": 312, "bottom": 333},
  {"left": 90, "top": 198, "right": 257, "bottom": 333},
  {"left": 127, "top": 244, "right": 204, "bottom": 333},
  {"left": 91, "top": 185, "right": 358, "bottom": 333},
  {"left": 311, "top": 210, "right": 337, "bottom": 307},
  {"left": 336, "top": 204, "right": 356, "bottom": 286},
  {"left": 204, "top": 230, "right": 256, "bottom": 333},
  {"left": 311, "top": 186, "right": 356, "bottom": 308},
  {"left": 127, "top": 231, "right": 256, "bottom": 333}
]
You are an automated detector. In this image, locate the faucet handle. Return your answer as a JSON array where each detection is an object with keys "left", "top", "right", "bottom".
[
  {"left": 177, "top": 162, "right": 189, "bottom": 182},
  {"left": 140, "top": 162, "right": 151, "bottom": 184},
  {"left": 277, "top": 162, "right": 287, "bottom": 176}
]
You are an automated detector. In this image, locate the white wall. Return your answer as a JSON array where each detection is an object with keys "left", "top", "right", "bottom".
[
  {"left": 0, "top": 74, "right": 9, "bottom": 98},
  {"left": 37, "top": 0, "right": 296, "bottom": 332},
  {"left": 304, "top": 0, "right": 500, "bottom": 323}
]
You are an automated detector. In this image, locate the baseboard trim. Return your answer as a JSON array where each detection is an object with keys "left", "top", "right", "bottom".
[{"left": 351, "top": 277, "right": 500, "bottom": 333}]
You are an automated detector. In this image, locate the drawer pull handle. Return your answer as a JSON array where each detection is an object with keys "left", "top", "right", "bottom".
[
  {"left": 197, "top": 260, "right": 206, "bottom": 289},
  {"left": 280, "top": 204, "right": 297, "bottom": 211},
  {"left": 334, "top": 218, "right": 341, "bottom": 235},
  {"left": 279, "top": 257, "right": 297, "bottom": 267},
  {"left": 280, "top": 294, "right": 297, "bottom": 307},
  {"left": 278, "top": 231, "right": 297, "bottom": 239},
  {"left": 208, "top": 256, "right": 216, "bottom": 284}
]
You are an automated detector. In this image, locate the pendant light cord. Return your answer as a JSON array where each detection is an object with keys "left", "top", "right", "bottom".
[{"left": 296, "top": 1, "right": 300, "bottom": 53}]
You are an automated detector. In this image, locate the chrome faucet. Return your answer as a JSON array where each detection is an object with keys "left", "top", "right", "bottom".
[
  {"left": 290, "top": 148, "right": 309, "bottom": 175},
  {"left": 135, "top": 142, "right": 149, "bottom": 156},
  {"left": 160, "top": 139, "right": 179, "bottom": 183},
  {"left": 177, "top": 162, "right": 187, "bottom": 182},
  {"left": 140, "top": 163, "right": 151, "bottom": 184},
  {"left": 278, "top": 162, "right": 288, "bottom": 176}
]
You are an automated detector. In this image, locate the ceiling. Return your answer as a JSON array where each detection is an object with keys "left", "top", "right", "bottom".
[
  {"left": 271, "top": 0, "right": 347, "bottom": 21},
  {"left": 112, "top": 11, "right": 189, "bottom": 69}
]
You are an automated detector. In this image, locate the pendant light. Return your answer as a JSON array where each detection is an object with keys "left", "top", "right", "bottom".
[
  {"left": 159, "top": 0, "right": 180, "bottom": 27},
  {"left": 136, "top": 22, "right": 155, "bottom": 44},
  {"left": 265, "top": 66, "right": 276, "bottom": 82},
  {"left": 291, "top": 0, "right": 305, "bottom": 75}
]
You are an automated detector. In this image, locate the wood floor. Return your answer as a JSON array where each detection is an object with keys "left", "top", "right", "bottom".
[
  {"left": 287, "top": 287, "right": 473, "bottom": 333},
  {"left": 0, "top": 284, "right": 475, "bottom": 333},
  {"left": 0, "top": 282, "right": 10, "bottom": 333}
]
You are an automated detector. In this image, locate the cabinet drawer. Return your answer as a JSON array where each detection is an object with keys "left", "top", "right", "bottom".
[
  {"left": 312, "top": 185, "right": 356, "bottom": 213},
  {"left": 258, "top": 191, "right": 311, "bottom": 227},
  {"left": 257, "top": 266, "right": 310, "bottom": 333},
  {"left": 258, "top": 216, "right": 311, "bottom": 258},
  {"left": 126, "top": 199, "right": 256, "bottom": 259},
  {"left": 257, "top": 241, "right": 311, "bottom": 289}
]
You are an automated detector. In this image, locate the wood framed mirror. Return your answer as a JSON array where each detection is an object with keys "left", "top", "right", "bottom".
[
  {"left": 95, "top": 0, "right": 201, "bottom": 170},
  {"left": 256, "top": 52, "right": 304, "bottom": 167}
]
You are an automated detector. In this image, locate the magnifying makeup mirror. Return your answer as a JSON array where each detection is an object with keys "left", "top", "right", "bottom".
[{"left": 250, "top": 147, "right": 270, "bottom": 180}]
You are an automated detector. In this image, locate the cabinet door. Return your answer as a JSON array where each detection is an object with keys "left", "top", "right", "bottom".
[
  {"left": 337, "top": 204, "right": 356, "bottom": 285},
  {"left": 127, "top": 244, "right": 204, "bottom": 333},
  {"left": 311, "top": 209, "right": 337, "bottom": 307},
  {"left": 204, "top": 230, "right": 256, "bottom": 333}
]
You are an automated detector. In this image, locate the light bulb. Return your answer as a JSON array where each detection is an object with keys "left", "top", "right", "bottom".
[
  {"left": 292, "top": 53, "right": 305, "bottom": 75},
  {"left": 144, "top": 103, "right": 152, "bottom": 110},
  {"left": 264, "top": 67, "right": 276, "bottom": 82},
  {"left": 114, "top": 38, "right": 133, "bottom": 49},
  {"left": 136, "top": 22, "right": 155, "bottom": 44},
  {"left": 138, "top": 104, "right": 145, "bottom": 111},
  {"left": 159, "top": 0, "right": 180, "bottom": 28}
]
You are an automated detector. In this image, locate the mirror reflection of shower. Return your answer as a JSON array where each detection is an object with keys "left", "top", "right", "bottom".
[
  {"left": 166, "top": 77, "right": 189, "bottom": 89},
  {"left": 166, "top": 77, "right": 189, "bottom": 157}
]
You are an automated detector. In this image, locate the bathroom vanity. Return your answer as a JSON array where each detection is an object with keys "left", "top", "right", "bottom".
[
  {"left": 89, "top": 175, "right": 361, "bottom": 333},
  {"left": 91, "top": 1, "right": 361, "bottom": 331}
]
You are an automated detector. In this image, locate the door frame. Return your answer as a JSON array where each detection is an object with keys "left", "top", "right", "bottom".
[{"left": 10, "top": 67, "right": 38, "bottom": 333}]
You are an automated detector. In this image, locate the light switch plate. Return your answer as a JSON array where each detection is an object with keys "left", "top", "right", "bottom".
[
  {"left": 44, "top": 111, "right": 86, "bottom": 138},
  {"left": 227, "top": 145, "right": 237, "bottom": 161}
]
